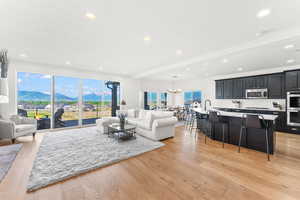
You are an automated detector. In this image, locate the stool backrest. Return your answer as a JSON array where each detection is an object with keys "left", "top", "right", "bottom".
[
  {"left": 244, "top": 114, "right": 265, "bottom": 129},
  {"left": 209, "top": 111, "right": 219, "bottom": 123}
]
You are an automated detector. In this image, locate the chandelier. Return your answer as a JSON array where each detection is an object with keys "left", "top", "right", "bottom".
[
  {"left": 167, "top": 89, "right": 182, "bottom": 94},
  {"left": 167, "top": 75, "right": 182, "bottom": 94}
]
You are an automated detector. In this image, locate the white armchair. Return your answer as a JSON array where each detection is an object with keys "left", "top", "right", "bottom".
[
  {"left": 96, "top": 117, "right": 119, "bottom": 134},
  {"left": 0, "top": 115, "right": 37, "bottom": 143}
]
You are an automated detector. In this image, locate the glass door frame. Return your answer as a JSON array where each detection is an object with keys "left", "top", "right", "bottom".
[{"left": 16, "top": 71, "right": 117, "bottom": 131}]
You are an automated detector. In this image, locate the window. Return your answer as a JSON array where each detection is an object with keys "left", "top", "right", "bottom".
[
  {"left": 147, "top": 92, "right": 157, "bottom": 110},
  {"left": 17, "top": 72, "right": 52, "bottom": 130},
  {"left": 160, "top": 92, "right": 167, "bottom": 107},
  {"left": 82, "top": 79, "right": 111, "bottom": 125},
  {"left": 17, "top": 72, "right": 119, "bottom": 130},
  {"left": 184, "top": 91, "right": 193, "bottom": 105},
  {"left": 54, "top": 76, "right": 80, "bottom": 128},
  {"left": 184, "top": 90, "right": 202, "bottom": 105}
]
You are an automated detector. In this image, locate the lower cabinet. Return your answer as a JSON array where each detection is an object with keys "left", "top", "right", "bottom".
[{"left": 196, "top": 115, "right": 275, "bottom": 153}]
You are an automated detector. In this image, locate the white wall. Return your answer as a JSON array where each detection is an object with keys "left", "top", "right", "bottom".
[
  {"left": 173, "top": 65, "right": 300, "bottom": 109},
  {"left": 0, "top": 60, "right": 142, "bottom": 117}
]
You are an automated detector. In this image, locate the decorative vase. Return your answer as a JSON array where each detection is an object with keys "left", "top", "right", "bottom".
[{"left": 120, "top": 117, "right": 125, "bottom": 129}]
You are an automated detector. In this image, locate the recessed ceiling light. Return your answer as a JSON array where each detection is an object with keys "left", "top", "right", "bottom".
[
  {"left": 176, "top": 49, "right": 183, "bottom": 55},
  {"left": 237, "top": 67, "right": 243, "bottom": 71},
  {"left": 20, "top": 54, "right": 28, "bottom": 58},
  {"left": 144, "top": 35, "right": 151, "bottom": 41},
  {"left": 186, "top": 67, "right": 190, "bottom": 71},
  {"left": 286, "top": 59, "right": 295, "bottom": 64},
  {"left": 222, "top": 59, "right": 228, "bottom": 63},
  {"left": 65, "top": 61, "right": 71, "bottom": 65},
  {"left": 256, "top": 9, "right": 271, "bottom": 19},
  {"left": 284, "top": 44, "right": 295, "bottom": 49},
  {"left": 85, "top": 12, "right": 96, "bottom": 20}
]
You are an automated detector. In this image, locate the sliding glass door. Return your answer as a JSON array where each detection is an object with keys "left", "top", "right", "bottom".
[
  {"left": 82, "top": 79, "right": 102, "bottom": 125},
  {"left": 17, "top": 72, "right": 119, "bottom": 129},
  {"left": 54, "top": 76, "right": 80, "bottom": 128},
  {"left": 17, "top": 72, "right": 51, "bottom": 130}
]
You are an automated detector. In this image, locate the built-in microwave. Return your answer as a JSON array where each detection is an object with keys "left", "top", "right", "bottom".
[{"left": 245, "top": 89, "right": 268, "bottom": 99}]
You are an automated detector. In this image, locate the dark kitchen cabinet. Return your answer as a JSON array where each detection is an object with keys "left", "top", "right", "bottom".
[
  {"left": 244, "top": 77, "right": 255, "bottom": 89},
  {"left": 215, "top": 72, "right": 288, "bottom": 100},
  {"left": 268, "top": 73, "right": 284, "bottom": 99},
  {"left": 275, "top": 112, "right": 287, "bottom": 132},
  {"left": 244, "top": 76, "right": 268, "bottom": 89},
  {"left": 215, "top": 80, "right": 224, "bottom": 99},
  {"left": 285, "top": 70, "right": 300, "bottom": 91},
  {"left": 233, "top": 78, "right": 245, "bottom": 99},
  {"left": 223, "top": 79, "right": 233, "bottom": 99},
  {"left": 255, "top": 76, "right": 268, "bottom": 88}
]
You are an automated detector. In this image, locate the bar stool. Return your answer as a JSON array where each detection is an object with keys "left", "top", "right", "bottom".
[
  {"left": 238, "top": 114, "right": 270, "bottom": 161},
  {"left": 205, "top": 111, "right": 229, "bottom": 148},
  {"left": 184, "top": 111, "right": 191, "bottom": 129},
  {"left": 189, "top": 111, "right": 198, "bottom": 133}
]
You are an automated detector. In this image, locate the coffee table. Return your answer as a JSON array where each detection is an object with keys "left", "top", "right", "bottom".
[{"left": 107, "top": 123, "right": 137, "bottom": 141}]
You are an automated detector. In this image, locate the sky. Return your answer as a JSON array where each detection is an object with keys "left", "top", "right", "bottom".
[{"left": 18, "top": 72, "right": 112, "bottom": 98}]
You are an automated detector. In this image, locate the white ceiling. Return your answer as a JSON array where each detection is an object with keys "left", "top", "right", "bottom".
[{"left": 1, "top": 0, "right": 300, "bottom": 80}]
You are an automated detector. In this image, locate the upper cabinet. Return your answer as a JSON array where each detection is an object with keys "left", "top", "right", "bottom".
[
  {"left": 285, "top": 70, "right": 300, "bottom": 91},
  {"left": 215, "top": 80, "right": 224, "bottom": 99},
  {"left": 215, "top": 72, "right": 289, "bottom": 100},
  {"left": 223, "top": 79, "right": 233, "bottom": 99},
  {"left": 268, "top": 73, "right": 284, "bottom": 99},
  {"left": 255, "top": 76, "right": 268, "bottom": 89},
  {"left": 244, "top": 76, "right": 268, "bottom": 89},
  {"left": 232, "top": 78, "right": 245, "bottom": 99}
]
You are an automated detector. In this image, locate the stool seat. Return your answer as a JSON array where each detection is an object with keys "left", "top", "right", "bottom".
[
  {"left": 204, "top": 111, "right": 229, "bottom": 148},
  {"left": 238, "top": 114, "right": 270, "bottom": 161}
]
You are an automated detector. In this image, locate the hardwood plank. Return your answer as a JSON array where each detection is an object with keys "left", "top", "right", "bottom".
[{"left": 1, "top": 126, "right": 300, "bottom": 200}]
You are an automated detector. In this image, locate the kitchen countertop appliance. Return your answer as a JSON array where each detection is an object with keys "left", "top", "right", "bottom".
[{"left": 245, "top": 88, "right": 268, "bottom": 99}]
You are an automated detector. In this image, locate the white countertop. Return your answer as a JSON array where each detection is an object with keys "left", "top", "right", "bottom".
[
  {"left": 192, "top": 108, "right": 278, "bottom": 121},
  {"left": 213, "top": 107, "right": 285, "bottom": 112}
]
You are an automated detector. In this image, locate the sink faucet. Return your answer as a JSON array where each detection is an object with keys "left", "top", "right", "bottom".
[{"left": 204, "top": 99, "right": 211, "bottom": 111}]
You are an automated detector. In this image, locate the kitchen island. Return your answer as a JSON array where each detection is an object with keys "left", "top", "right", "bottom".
[{"left": 193, "top": 108, "right": 278, "bottom": 154}]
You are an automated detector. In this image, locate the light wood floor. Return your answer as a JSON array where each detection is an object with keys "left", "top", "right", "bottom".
[{"left": 1, "top": 126, "right": 300, "bottom": 200}]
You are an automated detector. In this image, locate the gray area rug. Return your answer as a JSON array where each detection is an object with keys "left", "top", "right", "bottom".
[
  {"left": 0, "top": 144, "right": 22, "bottom": 183},
  {"left": 27, "top": 127, "right": 164, "bottom": 191}
]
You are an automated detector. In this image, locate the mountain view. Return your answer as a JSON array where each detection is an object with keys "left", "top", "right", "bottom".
[{"left": 18, "top": 91, "right": 112, "bottom": 102}]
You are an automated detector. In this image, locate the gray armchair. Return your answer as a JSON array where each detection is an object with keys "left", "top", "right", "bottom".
[{"left": 0, "top": 115, "right": 37, "bottom": 143}]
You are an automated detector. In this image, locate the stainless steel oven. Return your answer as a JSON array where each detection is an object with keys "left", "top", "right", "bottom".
[
  {"left": 287, "top": 91, "right": 300, "bottom": 126},
  {"left": 245, "top": 89, "right": 268, "bottom": 99}
]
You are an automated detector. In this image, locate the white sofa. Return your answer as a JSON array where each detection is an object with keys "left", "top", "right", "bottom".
[
  {"left": 0, "top": 115, "right": 37, "bottom": 143},
  {"left": 96, "top": 109, "right": 177, "bottom": 141}
]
